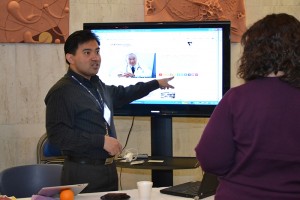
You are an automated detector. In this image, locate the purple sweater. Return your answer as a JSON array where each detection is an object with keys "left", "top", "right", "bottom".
[{"left": 195, "top": 78, "right": 300, "bottom": 200}]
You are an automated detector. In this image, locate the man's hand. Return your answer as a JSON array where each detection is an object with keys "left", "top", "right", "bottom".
[
  {"left": 157, "top": 76, "right": 175, "bottom": 89},
  {"left": 104, "top": 136, "right": 122, "bottom": 156}
]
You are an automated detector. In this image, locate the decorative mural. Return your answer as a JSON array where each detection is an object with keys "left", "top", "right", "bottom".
[
  {"left": 0, "top": 0, "right": 69, "bottom": 43},
  {"left": 144, "top": 0, "right": 246, "bottom": 43}
]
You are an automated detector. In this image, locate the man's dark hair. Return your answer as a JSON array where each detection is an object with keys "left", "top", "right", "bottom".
[{"left": 64, "top": 30, "right": 100, "bottom": 65}]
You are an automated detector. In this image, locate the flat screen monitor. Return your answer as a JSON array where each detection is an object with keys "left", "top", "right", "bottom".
[{"left": 83, "top": 21, "right": 231, "bottom": 117}]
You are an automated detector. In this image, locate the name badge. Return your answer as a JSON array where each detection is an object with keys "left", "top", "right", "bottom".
[{"left": 103, "top": 103, "right": 111, "bottom": 126}]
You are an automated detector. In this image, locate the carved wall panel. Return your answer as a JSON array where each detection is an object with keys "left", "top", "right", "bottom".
[
  {"left": 0, "top": 0, "right": 69, "bottom": 43},
  {"left": 145, "top": 0, "right": 246, "bottom": 42}
]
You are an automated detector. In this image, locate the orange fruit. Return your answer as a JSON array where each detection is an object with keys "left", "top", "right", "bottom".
[{"left": 60, "top": 189, "right": 74, "bottom": 200}]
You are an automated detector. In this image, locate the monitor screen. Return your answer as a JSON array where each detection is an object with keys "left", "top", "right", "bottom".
[{"left": 83, "top": 21, "right": 231, "bottom": 117}]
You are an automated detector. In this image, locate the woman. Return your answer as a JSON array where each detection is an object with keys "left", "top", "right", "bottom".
[{"left": 195, "top": 13, "right": 300, "bottom": 200}]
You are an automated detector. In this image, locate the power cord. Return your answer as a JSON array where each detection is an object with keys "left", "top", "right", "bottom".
[
  {"left": 119, "top": 116, "right": 135, "bottom": 190},
  {"left": 122, "top": 116, "right": 134, "bottom": 150}
]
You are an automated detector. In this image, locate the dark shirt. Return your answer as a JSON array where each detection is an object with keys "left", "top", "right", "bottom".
[{"left": 45, "top": 69, "right": 159, "bottom": 160}]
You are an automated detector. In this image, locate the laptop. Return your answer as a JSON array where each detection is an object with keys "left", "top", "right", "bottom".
[
  {"left": 160, "top": 173, "right": 219, "bottom": 199},
  {"left": 37, "top": 183, "right": 88, "bottom": 197}
]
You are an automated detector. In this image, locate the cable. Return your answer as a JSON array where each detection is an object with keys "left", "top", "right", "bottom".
[
  {"left": 119, "top": 167, "right": 123, "bottom": 190},
  {"left": 122, "top": 116, "right": 135, "bottom": 150},
  {"left": 119, "top": 116, "right": 135, "bottom": 190}
]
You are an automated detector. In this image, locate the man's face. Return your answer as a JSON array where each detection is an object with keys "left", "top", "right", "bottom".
[
  {"left": 66, "top": 40, "right": 101, "bottom": 79},
  {"left": 128, "top": 55, "right": 137, "bottom": 66}
]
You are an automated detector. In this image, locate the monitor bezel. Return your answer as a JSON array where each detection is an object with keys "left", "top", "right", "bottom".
[{"left": 83, "top": 21, "right": 231, "bottom": 117}]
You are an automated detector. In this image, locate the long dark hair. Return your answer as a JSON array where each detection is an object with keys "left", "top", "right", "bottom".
[{"left": 237, "top": 13, "right": 300, "bottom": 87}]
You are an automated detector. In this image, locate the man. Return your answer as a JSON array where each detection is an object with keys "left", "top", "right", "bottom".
[
  {"left": 118, "top": 53, "right": 151, "bottom": 78},
  {"left": 45, "top": 30, "right": 174, "bottom": 193}
]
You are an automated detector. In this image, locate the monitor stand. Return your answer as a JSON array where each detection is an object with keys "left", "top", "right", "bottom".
[{"left": 151, "top": 116, "right": 173, "bottom": 187}]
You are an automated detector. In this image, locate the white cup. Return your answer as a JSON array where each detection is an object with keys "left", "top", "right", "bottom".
[{"left": 137, "top": 181, "right": 153, "bottom": 200}]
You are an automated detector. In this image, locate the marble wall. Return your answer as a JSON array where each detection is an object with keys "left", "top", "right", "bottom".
[{"left": 0, "top": 0, "right": 299, "bottom": 189}]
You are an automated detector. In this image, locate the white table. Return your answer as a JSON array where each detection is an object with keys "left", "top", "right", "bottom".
[
  {"left": 76, "top": 188, "right": 215, "bottom": 200},
  {"left": 18, "top": 188, "right": 215, "bottom": 200}
]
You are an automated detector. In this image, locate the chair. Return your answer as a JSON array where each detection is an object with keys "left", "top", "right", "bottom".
[
  {"left": 37, "top": 133, "right": 65, "bottom": 164},
  {"left": 0, "top": 164, "right": 63, "bottom": 198}
]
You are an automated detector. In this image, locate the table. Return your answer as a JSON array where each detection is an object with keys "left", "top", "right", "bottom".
[
  {"left": 116, "top": 156, "right": 199, "bottom": 187},
  {"left": 18, "top": 188, "right": 215, "bottom": 200},
  {"left": 116, "top": 157, "right": 198, "bottom": 170},
  {"left": 75, "top": 188, "right": 215, "bottom": 200}
]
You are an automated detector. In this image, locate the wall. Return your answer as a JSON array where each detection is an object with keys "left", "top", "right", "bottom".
[{"left": 0, "top": 0, "right": 299, "bottom": 189}]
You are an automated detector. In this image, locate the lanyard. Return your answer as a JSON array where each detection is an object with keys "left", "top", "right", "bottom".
[
  {"left": 71, "top": 75, "right": 109, "bottom": 136},
  {"left": 71, "top": 75, "right": 104, "bottom": 110}
]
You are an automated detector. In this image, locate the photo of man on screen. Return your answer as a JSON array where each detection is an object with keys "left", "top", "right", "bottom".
[{"left": 117, "top": 53, "right": 153, "bottom": 78}]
